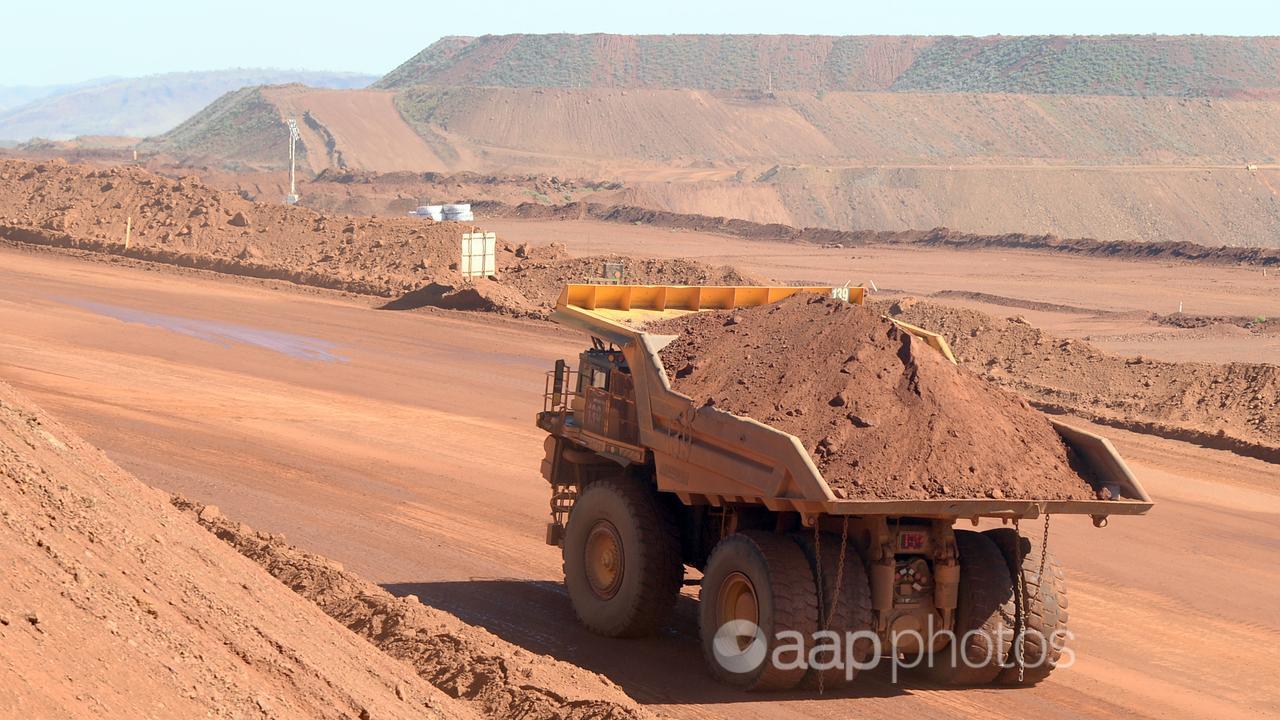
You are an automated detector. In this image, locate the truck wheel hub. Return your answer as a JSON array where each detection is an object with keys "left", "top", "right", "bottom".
[
  {"left": 585, "top": 520, "right": 624, "bottom": 599},
  {"left": 716, "top": 571, "right": 760, "bottom": 647}
]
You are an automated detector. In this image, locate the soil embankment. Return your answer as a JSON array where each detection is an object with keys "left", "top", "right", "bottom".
[
  {"left": 478, "top": 200, "right": 1280, "bottom": 268},
  {"left": 0, "top": 158, "right": 471, "bottom": 295},
  {"left": 0, "top": 376, "right": 650, "bottom": 720},
  {"left": 0, "top": 380, "right": 474, "bottom": 719},
  {"left": 174, "top": 499, "right": 651, "bottom": 720},
  {"left": 883, "top": 298, "right": 1280, "bottom": 462},
  {"left": 0, "top": 159, "right": 750, "bottom": 316},
  {"left": 652, "top": 295, "right": 1097, "bottom": 499}
]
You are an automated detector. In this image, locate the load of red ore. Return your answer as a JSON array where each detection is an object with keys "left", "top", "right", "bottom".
[{"left": 651, "top": 294, "right": 1097, "bottom": 500}]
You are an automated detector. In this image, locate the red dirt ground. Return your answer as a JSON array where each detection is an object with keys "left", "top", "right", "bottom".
[
  {"left": 0, "top": 380, "right": 475, "bottom": 720},
  {"left": 1, "top": 247, "right": 1275, "bottom": 720},
  {"left": 0, "top": 159, "right": 755, "bottom": 315}
]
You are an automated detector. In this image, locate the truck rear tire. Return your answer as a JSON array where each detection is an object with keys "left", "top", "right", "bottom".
[
  {"left": 562, "top": 475, "right": 683, "bottom": 638},
  {"left": 699, "top": 531, "right": 819, "bottom": 691},
  {"left": 984, "top": 527, "right": 1069, "bottom": 685},
  {"left": 921, "top": 529, "right": 1015, "bottom": 686},
  {"left": 793, "top": 532, "right": 874, "bottom": 689}
]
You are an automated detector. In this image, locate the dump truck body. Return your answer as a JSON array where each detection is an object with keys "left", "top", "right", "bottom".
[
  {"left": 536, "top": 283, "right": 1152, "bottom": 690},
  {"left": 539, "top": 283, "right": 1151, "bottom": 522}
]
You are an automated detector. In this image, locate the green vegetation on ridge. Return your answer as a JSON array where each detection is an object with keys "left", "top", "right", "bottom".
[
  {"left": 376, "top": 34, "right": 1280, "bottom": 97},
  {"left": 892, "top": 36, "right": 1280, "bottom": 95},
  {"left": 142, "top": 86, "right": 306, "bottom": 170}
]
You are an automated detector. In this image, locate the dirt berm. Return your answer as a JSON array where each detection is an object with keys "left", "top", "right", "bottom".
[
  {"left": 651, "top": 294, "right": 1096, "bottom": 500},
  {"left": 883, "top": 298, "right": 1280, "bottom": 462},
  {"left": 0, "top": 380, "right": 474, "bottom": 719},
  {"left": 476, "top": 200, "right": 1280, "bottom": 268},
  {"left": 0, "top": 159, "right": 750, "bottom": 317},
  {"left": 173, "top": 498, "right": 650, "bottom": 720},
  {"left": 0, "top": 379, "right": 650, "bottom": 720}
]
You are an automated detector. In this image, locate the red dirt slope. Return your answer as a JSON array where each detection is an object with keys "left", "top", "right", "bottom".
[
  {"left": 267, "top": 88, "right": 449, "bottom": 173},
  {"left": 0, "top": 380, "right": 475, "bottom": 720},
  {"left": 175, "top": 499, "right": 651, "bottom": 720},
  {"left": 883, "top": 298, "right": 1280, "bottom": 461},
  {"left": 0, "top": 159, "right": 751, "bottom": 316}
]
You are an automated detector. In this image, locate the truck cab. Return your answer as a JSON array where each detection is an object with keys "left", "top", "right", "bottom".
[{"left": 539, "top": 346, "right": 644, "bottom": 466}]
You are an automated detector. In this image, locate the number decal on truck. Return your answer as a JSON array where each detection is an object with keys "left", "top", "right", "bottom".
[{"left": 897, "top": 530, "right": 928, "bottom": 553}]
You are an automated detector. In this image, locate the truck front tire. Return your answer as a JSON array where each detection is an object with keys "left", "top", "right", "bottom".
[{"left": 562, "top": 475, "right": 683, "bottom": 637}]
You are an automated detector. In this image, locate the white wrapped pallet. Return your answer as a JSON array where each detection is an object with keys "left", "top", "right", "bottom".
[{"left": 442, "top": 203, "right": 473, "bottom": 221}]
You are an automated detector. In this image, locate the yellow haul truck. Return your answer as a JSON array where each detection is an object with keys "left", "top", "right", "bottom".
[{"left": 536, "top": 284, "right": 1152, "bottom": 690}]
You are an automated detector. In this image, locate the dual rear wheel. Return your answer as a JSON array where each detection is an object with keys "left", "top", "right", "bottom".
[
  {"left": 984, "top": 527, "right": 1069, "bottom": 685},
  {"left": 698, "top": 531, "right": 876, "bottom": 691},
  {"left": 921, "top": 529, "right": 1068, "bottom": 686},
  {"left": 563, "top": 482, "right": 1065, "bottom": 690}
]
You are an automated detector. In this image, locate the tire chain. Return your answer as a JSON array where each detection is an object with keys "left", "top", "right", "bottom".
[
  {"left": 1011, "top": 515, "right": 1053, "bottom": 683},
  {"left": 1012, "top": 518, "right": 1027, "bottom": 683},
  {"left": 1032, "top": 514, "right": 1051, "bottom": 682},
  {"left": 811, "top": 516, "right": 850, "bottom": 695}
]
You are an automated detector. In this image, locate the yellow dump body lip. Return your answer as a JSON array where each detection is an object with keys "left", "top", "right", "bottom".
[{"left": 558, "top": 283, "right": 863, "bottom": 312}]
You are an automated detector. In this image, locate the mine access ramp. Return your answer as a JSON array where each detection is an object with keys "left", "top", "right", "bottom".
[{"left": 536, "top": 283, "right": 1152, "bottom": 691}]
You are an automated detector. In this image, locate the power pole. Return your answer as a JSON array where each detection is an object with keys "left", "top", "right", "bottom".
[{"left": 285, "top": 118, "right": 301, "bottom": 205}]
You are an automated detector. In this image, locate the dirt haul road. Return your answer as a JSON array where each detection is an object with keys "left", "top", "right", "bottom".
[
  {"left": 267, "top": 89, "right": 450, "bottom": 173},
  {"left": 1, "top": 246, "right": 1277, "bottom": 719}
]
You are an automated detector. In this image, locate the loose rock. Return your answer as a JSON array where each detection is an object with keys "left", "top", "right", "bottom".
[{"left": 653, "top": 295, "right": 1096, "bottom": 500}]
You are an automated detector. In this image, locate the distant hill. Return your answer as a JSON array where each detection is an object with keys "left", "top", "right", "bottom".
[
  {"left": 0, "top": 78, "right": 122, "bottom": 114},
  {"left": 0, "top": 69, "right": 377, "bottom": 141},
  {"left": 149, "top": 82, "right": 1280, "bottom": 247},
  {"left": 377, "top": 34, "right": 1280, "bottom": 97},
  {"left": 0, "top": 87, "right": 52, "bottom": 114},
  {"left": 141, "top": 86, "right": 300, "bottom": 169},
  {"left": 146, "top": 34, "right": 1280, "bottom": 248}
]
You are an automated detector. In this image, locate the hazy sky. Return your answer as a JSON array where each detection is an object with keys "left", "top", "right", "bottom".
[{"left": 4, "top": 0, "right": 1277, "bottom": 86}]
